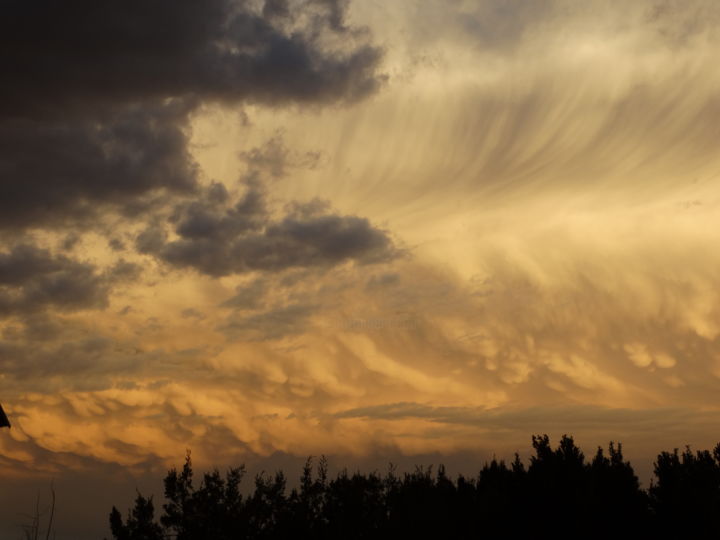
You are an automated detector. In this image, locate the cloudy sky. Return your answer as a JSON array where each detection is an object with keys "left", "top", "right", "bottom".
[{"left": 3, "top": 0, "right": 720, "bottom": 537}]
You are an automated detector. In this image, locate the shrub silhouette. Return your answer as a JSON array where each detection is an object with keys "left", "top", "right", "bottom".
[
  {"left": 109, "top": 435, "right": 720, "bottom": 539},
  {"left": 161, "top": 451, "right": 249, "bottom": 540},
  {"left": 109, "top": 493, "right": 163, "bottom": 540},
  {"left": 649, "top": 444, "right": 720, "bottom": 537}
]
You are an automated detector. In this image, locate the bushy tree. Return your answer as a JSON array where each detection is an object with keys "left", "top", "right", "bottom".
[
  {"left": 108, "top": 435, "right": 720, "bottom": 540},
  {"left": 650, "top": 444, "right": 720, "bottom": 536},
  {"left": 109, "top": 493, "right": 163, "bottom": 540}
]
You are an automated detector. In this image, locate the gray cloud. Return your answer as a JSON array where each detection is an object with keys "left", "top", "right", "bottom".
[
  {"left": 0, "top": 337, "right": 115, "bottom": 384},
  {"left": 0, "top": 0, "right": 383, "bottom": 112},
  {"left": 0, "top": 101, "right": 197, "bottom": 230},
  {"left": 239, "top": 134, "right": 291, "bottom": 179},
  {"left": 137, "top": 139, "right": 400, "bottom": 276},
  {"left": 150, "top": 204, "right": 399, "bottom": 276},
  {"left": 221, "top": 302, "right": 317, "bottom": 341},
  {"left": 0, "top": 244, "right": 110, "bottom": 315},
  {"left": 0, "top": 316, "right": 205, "bottom": 390},
  {"left": 108, "top": 238, "right": 126, "bottom": 252},
  {"left": 221, "top": 279, "right": 268, "bottom": 310},
  {"left": 105, "top": 259, "right": 143, "bottom": 283},
  {"left": 0, "top": 0, "right": 385, "bottom": 231}
]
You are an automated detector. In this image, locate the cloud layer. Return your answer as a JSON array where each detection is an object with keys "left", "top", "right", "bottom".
[
  {"left": 3, "top": 2, "right": 720, "bottom": 539},
  {"left": 0, "top": 0, "right": 384, "bottom": 230}
]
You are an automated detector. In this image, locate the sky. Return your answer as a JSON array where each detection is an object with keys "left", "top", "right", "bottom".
[{"left": 3, "top": 0, "right": 720, "bottom": 537}]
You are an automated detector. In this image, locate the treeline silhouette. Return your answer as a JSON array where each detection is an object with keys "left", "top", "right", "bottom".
[{"left": 108, "top": 435, "right": 720, "bottom": 539}]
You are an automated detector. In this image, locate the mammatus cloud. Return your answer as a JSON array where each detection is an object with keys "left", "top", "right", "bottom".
[{"left": 3, "top": 240, "right": 720, "bottom": 538}]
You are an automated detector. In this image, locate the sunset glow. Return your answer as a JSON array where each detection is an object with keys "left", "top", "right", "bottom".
[{"left": 3, "top": 1, "right": 720, "bottom": 537}]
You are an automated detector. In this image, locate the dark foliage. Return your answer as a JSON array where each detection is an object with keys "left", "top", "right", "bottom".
[
  {"left": 109, "top": 435, "right": 720, "bottom": 539},
  {"left": 649, "top": 444, "right": 720, "bottom": 537},
  {"left": 110, "top": 493, "right": 163, "bottom": 540}
]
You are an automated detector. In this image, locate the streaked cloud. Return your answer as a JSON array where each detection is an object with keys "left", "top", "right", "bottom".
[{"left": 3, "top": 2, "right": 720, "bottom": 538}]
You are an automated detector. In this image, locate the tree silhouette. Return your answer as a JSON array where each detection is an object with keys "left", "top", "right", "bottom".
[
  {"left": 650, "top": 444, "right": 720, "bottom": 536},
  {"left": 161, "top": 451, "right": 248, "bottom": 540},
  {"left": 109, "top": 493, "right": 163, "bottom": 540},
  {"left": 107, "top": 435, "right": 720, "bottom": 540}
]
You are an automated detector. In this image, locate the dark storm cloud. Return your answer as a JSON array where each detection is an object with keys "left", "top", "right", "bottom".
[
  {"left": 136, "top": 135, "right": 400, "bottom": 276},
  {"left": 0, "top": 103, "right": 197, "bottom": 229},
  {"left": 0, "top": 0, "right": 385, "bottom": 230},
  {"left": 0, "top": 244, "right": 142, "bottom": 317},
  {"left": 0, "top": 0, "right": 383, "bottom": 112},
  {"left": 159, "top": 212, "right": 397, "bottom": 275},
  {"left": 0, "top": 244, "right": 110, "bottom": 315},
  {"left": 140, "top": 190, "right": 399, "bottom": 276}
]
